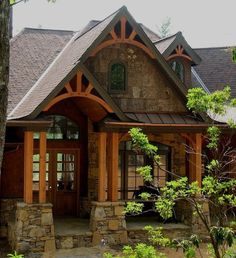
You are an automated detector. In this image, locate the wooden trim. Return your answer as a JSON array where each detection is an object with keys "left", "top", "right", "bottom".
[
  {"left": 85, "top": 83, "right": 93, "bottom": 94},
  {"left": 107, "top": 132, "right": 119, "bottom": 202},
  {"left": 39, "top": 132, "right": 47, "bottom": 203},
  {"left": 195, "top": 133, "right": 202, "bottom": 187},
  {"left": 167, "top": 53, "right": 192, "bottom": 62},
  {"left": 76, "top": 71, "right": 83, "bottom": 93},
  {"left": 110, "top": 29, "right": 118, "bottom": 40},
  {"left": 65, "top": 83, "right": 73, "bottom": 93},
  {"left": 98, "top": 132, "right": 107, "bottom": 202},
  {"left": 181, "top": 133, "right": 196, "bottom": 149},
  {"left": 90, "top": 38, "right": 155, "bottom": 58},
  {"left": 129, "top": 30, "right": 137, "bottom": 40},
  {"left": 120, "top": 17, "right": 126, "bottom": 40},
  {"left": 24, "top": 131, "right": 34, "bottom": 204},
  {"left": 44, "top": 92, "right": 113, "bottom": 113}
]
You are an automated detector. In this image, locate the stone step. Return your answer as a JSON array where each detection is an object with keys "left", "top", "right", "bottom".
[{"left": 55, "top": 232, "right": 93, "bottom": 249}]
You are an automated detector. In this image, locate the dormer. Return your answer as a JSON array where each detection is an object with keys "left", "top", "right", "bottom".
[{"left": 155, "top": 32, "right": 201, "bottom": 88}]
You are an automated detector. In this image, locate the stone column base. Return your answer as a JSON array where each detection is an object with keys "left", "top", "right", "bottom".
[
  {"left": 10, "top": 202, "right": 55, "bottom": 256},
  {"left": 90, "top": 201, "right": 128, "bottom": 246},
  {"left": 175, "top": 198, "right": 210, "bottom": 238}
]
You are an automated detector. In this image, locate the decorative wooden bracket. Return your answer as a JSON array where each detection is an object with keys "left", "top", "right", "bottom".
[
  {"left": 90, "top": 17, "right": 155, "bottom": 59},
  {"left": 167, "top": 45, "right": 192, "bottom": 62},
  {"left": 43, "top": 71, "right": 113, "bottom": 112}
]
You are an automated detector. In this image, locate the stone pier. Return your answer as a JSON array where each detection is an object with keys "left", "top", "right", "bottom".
[
  {"left": 8, "top": 202, "right": 55, "bottom": 256},
  {"left": 90, "top": 201, "right": 128, "bottom": 245}
]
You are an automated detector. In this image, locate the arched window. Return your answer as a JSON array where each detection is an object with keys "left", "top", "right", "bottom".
[
  {"left": 171, "top": 60, "right": 184, "bottom": 82},
  {"left": 110, "top": 62, "right": 126, "bottom": 91},
  {"left": 34, "top": 115, "right": 79, "bottom": 140}
]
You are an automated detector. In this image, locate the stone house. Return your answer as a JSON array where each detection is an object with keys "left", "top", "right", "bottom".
[{"left": 1, "top": 6, "right": 235, "bottom": 255}]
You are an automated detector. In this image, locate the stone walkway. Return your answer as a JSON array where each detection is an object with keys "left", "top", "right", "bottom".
[{"left": 44, "top": 246, "right": 120, "bottom": 258}]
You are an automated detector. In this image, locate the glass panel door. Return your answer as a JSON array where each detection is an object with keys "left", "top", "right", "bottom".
[{"left": 56, "top": 152, "right": 76, "bottom": 192}]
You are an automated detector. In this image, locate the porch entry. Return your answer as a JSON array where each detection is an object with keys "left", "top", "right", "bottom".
[{"left": 33, "top": 149, "right": 80, "bottom": 216}]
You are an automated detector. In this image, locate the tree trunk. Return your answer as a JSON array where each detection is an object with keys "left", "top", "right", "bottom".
[{"left": 0, "top": 0, "right": 10, "bottom": 182}]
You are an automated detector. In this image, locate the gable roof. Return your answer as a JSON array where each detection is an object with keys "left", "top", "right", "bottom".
[
  {"left": 8, "top": 6, "right": 192, "bottom": 121},
  {"left": 194, "top": 47, "right": 236, "bottom": 97},
  {"left": 8, "top": 28, "right": 74, "bottom": 115},
  {"left": 155, "top": 32, "right": 201, "bottom": 65}
]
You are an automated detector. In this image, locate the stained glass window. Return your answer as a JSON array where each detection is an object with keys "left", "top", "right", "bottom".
[{"left": 110, "top": 63, "right": 126, "bottom": 91}]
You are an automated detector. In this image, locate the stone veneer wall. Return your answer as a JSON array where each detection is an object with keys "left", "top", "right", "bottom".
[
  {"left": 0, "top": 198, "right": 22, "bottom": 238},
  {"left": 88, "top": 128, "right": 99, "bottom": 203},
  {"left": 90, "top": 201, "right": 127, "bottom": 246},
  {"left": 8, "top": 202, "right": 55, "bottom": 255},
  {"left": 85, "top": 44, "right": 187, "bottom": 113}
]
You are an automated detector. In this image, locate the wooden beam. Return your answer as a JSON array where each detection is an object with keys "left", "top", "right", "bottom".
[
  {"left": 120, "top": 17, "right": 126, "bottom": 40},
  {"left": 107, "top": 132, "right": 119, "bottom": 202},
  {"left": 76, "top": 71, "right": 83, "bottom": 93},
  {"left": 39, "top": 132, "right": 47, "bottom": 203},
  {"left": 98, "top": 132, "right": 107, "bottom": 202},
  {"left": 195, "top": 133, "right": 202, "bottom": 187},
  {"left": 110, "top": 29, "right": 118, "bottom": 40},
  {"left": 24, "top": 131, "right": 34, "bottom": 204}
]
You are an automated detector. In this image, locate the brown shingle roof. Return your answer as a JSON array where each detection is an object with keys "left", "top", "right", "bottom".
[
  {"left": 8, "top": 9, "right": 119, "bottom": 120},
  {"left": 8, "top": 28, "right": 74, "bottom": 114},
  {"left": 194, "top": 47, "right": 236, "bottom": 96}
]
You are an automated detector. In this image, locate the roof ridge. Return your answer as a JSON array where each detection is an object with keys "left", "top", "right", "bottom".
[
  {"left": 154, "top": 32, "right": 180, "bottom": 44},
  {"left": 74, "top": 6, "right": 125, "bottom": 41},
  {"left": 23, "top": 27, "right": 76, "bottom": 33},
  {"left": 194, "top": 46, "right": 236, "bottom": 50}
]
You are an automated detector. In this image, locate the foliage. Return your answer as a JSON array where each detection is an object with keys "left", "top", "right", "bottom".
[
  {"left": 144, "top": 226, "right": 171, "bottom": 247},
  {"left": 124, "top": 201, "right": 144, "bottom": 215},
  {"left": 122, "top": 86, "right": 236, "bottom": 258},
  {"left": 136, "top": 166, "right": 153, "bottom": 182},
  {"left": 104, "top": 243, "right": 167, "bottom": 258},
  {"left": 158, "top": 17, "right": 171, "bottom": 38},
  {"left": 7, "top": 251, "right": 24, "bottom": 258}
]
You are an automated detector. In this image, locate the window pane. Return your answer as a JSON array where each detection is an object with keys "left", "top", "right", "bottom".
[{"left": 110, "top": 63, "right": 125, "bottom": 91}]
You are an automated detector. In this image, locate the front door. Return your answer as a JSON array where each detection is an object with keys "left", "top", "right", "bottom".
[{"left": 33, "top": 149, "right": 80, "bottom": 215}]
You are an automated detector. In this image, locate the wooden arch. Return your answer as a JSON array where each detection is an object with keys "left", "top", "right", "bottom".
[
  {"left": 90, "top": 17, "right": 155, "bottom": 59},
  {"left": 167, "top": 45, "right": 193, "bottom": 62},
  {"left": 43, "top": 71, "right": 113, "bottom": 113}
]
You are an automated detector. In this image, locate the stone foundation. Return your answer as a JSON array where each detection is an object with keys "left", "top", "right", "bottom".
[
  {"left": 9, "top": 202, "right": 55, "bottom": 256},
  {"left": 90, "top": 201, "right": 128, "bottom": 245},
  {"left": 0, "top": 198, "right": 22, "bottom": 237},
  {"left": 175, "top": 198, "right": 210, "bottom": 238}
]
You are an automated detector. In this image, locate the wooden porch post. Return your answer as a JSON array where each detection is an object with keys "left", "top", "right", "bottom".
[
  {"left": 98, "top": 132, "right": 107, "bottom": 202},
  {"left": 39, "top": 131, "right": 47, "bottom": 203},
  {"left": 24, "top": 131, "right": 34, "bottom": 204},
  {"left": 187, "top": 133, "right": 202, "bottom": 187},
  {"left": 107, "top": 132, "right": 119, "bottom": 202},
  {"left": 195, "top": 133, "right": 202, "bottom": 187}
]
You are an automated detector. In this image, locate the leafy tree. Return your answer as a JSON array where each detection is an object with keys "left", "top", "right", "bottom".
[
  {"left": 107, "top": 86, "right": 236, "bottom": 258},
  {"left": 158, "top": 17, "right": 171, "bottom": 38}
]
